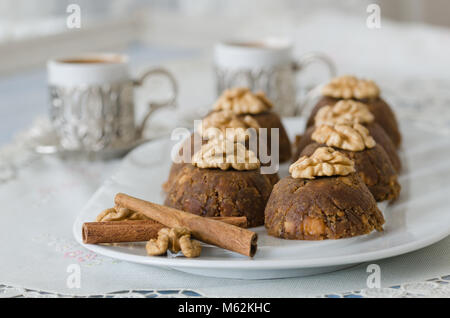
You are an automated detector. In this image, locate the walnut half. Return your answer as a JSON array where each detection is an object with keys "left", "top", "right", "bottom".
[
  {"left": 198, "top": 110, "right": 260, "bottom": 141},
  {"left": 213, "top": 87, "right": 273, "bottom": 114},
  {"left": 146, "top": 227, "right": 202, "bottom": 258},
  {"left": 146, "top": 228, "right": 170, "bottom": 256},
  {"left": 311, "top": 123, "right": 376, "bottom": 151},
  {"left": 314, "top": 100, "right": 375, "bottom": 126},
  {"left": 289, "top": 147, "right": 355, "bottom": 179},
  {"left": 321, "top": 75, "right": 380, "bottom": 100},
  {"left": 191, "top": 138, "right": 260, "bottom": 171},
  {"left": 96, "top": 206, "right": 148, "bottom": 222}
]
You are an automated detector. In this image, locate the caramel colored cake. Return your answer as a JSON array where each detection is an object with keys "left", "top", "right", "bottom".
[
  {"left": 265, "top": 147, "right": 385, "bottom": 240},
  {"left": 302, "top": 142, "right": 400, "bottom": 202},
  {"left": 164, "top": 139, "right": 278, "bottom": 227},
  {"left": 306, "top": 76, "right": 401, "bottom": 147},
  {"left": 212, "top": 87, "right": 291, "bottom": 162},
  {"left": 293, "top": 122, "right": 401, "bottom": 172}
]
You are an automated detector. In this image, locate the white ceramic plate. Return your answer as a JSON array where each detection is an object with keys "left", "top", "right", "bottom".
[{"left": 73, "top": 118, "right": 450, "bottom": 279}]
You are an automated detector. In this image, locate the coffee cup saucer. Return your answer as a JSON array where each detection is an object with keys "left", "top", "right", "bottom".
[{"left": 25, "top": 121, "right": 148, "bottom": 160}]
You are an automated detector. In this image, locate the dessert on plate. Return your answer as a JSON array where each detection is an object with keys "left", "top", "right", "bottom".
[
  {"left": 163, "top": 128, "right": 279, "bottom": 192},
  {"left": 211, "top": 87, "right": 292, "bottom": 162},
  {"left": 164, "top": 138, "right": 278, "bottom": 227},
  {"left": 293, "top": 100, "right": 401, "bottom": 172},
  {"left": 299, "top": 123, "right": 401, "bottom": 202},
  {"left": 265, "top": 147, "right": 385, "bottom": 240},
  {"left": 305, "top": 75, "right": 401, "bottom": 147},
  {"left": 163, "top": 95, "right": 284, "bottom": 192}
]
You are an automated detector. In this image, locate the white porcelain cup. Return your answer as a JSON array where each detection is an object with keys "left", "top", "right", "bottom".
[
  {"left": 47, "top": 53, "right": 177, "bottom": 155},
  {"left": 214, "top": 38, "right": 335, "bottom": 116}
]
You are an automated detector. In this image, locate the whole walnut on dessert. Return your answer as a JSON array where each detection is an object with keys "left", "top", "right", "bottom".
[
  {"left": 295, "top": 99, "right": 401, "bottom": 172},
  {"left": 198, "top": 110, "right": 260, "bottom": 141},
  {"left": 290, "top": 147, "right": 355, "bottom": 179},
  {"left": 306, "top": 76, "right": 401, "bottom": 148},
  {"left": 163, "top": 133, "right": 280, "bottom": 193},
  {"left": 212, "top": 87, "right": 292, "bottom": 163},
  {"left": 265, "top": 146, "right": 385, "bottom": 240},
  {"left": 213, "top": 87, "right": 273, "bottom": 114},
  {"left": 264, "top": 173, "right": 385, "bottom": 240},
  {"left": 311, "top": 123, "right": 376, "bottom": 152},
  {"left": 314, "top": 100, "right": 375, "bottom": 126},
  {"left": 191, "top": 138, "right": 260, "bottom": 171},
  {"left": 300, "top": 142, "right": 400, "bottom": 202},
  {"left": 294, "top": 121, "right": 400, "bottom": 202}
]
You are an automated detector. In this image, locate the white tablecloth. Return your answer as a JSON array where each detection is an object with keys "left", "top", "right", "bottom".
[{"left": 1, "top": 11, "right": 450, "bottom": 298}]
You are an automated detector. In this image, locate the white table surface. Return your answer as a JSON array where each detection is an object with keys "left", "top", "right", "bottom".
[{"left": 1, "top": 11, "right": 450, "bottom": 298}]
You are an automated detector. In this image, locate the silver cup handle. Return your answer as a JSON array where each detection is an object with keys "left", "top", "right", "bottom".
[
  {"left": 133, "top": 68, "right": 178, "bottom": 138},
  {"left": 292, "top": 52, "right": 336, "bottom": 76},
  {"left": 292, "top": 52, "right": 336, "bottom": 116}
]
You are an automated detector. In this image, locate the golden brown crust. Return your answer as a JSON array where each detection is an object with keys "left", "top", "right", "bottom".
[
  {"left": 301, "top": 142, "right": 401, "bottom": 202},
  {"left": 164, "top": 163, "right": 278, "bottom": 227},
  {"left": 293, "top": 122, "right": 401, "bottom": 172},
  {"left": 264, "top": 173, "right": 385, "bottom": 240},
  {"left": 307, "top": 96, "right": 401, "bottom": 148}
]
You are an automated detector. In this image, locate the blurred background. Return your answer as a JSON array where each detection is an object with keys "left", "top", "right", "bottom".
[{"left": 0, "top": 0, "right": 449, "bottom": 144}]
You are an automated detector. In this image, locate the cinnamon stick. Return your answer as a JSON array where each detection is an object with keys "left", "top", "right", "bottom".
[
  {"left": 82, "top": 216, "right": 247, "bottom": 244},
  {"left": 206, "top": 216, "right": 248, "bottom": 228},
  {"left": 83, "top": 220, "right": 161, "bottom": 244},
  {"left": 114, "top": 193, "right": 258, "bottom": 257}
]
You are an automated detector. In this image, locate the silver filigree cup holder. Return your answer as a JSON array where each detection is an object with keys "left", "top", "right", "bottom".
[
  {"left": 214, "top": 39, "right": 336, "bottom": 117},
  {"left": 44, "top": 54, "right": 178, "bottom": 159}
]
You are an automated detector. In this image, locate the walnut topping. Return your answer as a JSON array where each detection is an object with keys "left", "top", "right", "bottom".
[
  {"left": 192, "top": 138, "right": 260, "bottom": 171},
  {"left": 321, "top": 75, "right": 380, "bottom": 99},
  {"left": 178, "top": 234, "right": 202, "bottom": 258},
  {"left": 213, "top": 87, "right": 273, "bottom": 114},
  {"left": 312, "top": 123, "right": 376, "bottom": 151},
  {"left": 146, "top": 228, "right": 170, "bottom": 256},
  {"left": 314, "top": 100, "right": 375, "bottom": 126},
  {"left": 96, "top": 206, "right": 148, "bottom": 222},
  {"left": 168, "top": 227, "right": 191, "bottom": 253},
  {"left": 289, "top": 147, "right": 355, "bottom": 179},
  {"left": 146, "top": 227, "right": 202, "bottom": 258},
  {"left": 198, "top": 110, "right": 260, "bottom": 141}
]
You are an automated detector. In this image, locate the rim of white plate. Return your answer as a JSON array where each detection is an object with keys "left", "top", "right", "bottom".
[{"left": 73, "top": 134, "right": 450, "bottom": 271}]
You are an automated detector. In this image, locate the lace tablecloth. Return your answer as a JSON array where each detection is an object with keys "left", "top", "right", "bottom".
[
  {"left": 1, "top": 11, "right": 450, "bottom": 298},
  {"left": 1, "top": 79, "right": 450, "bottom": 298}
]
